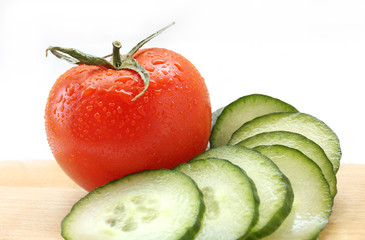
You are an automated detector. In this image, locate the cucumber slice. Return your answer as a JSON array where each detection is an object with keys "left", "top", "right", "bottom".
[
  {"left": 174, "top": 158, "right": 259, "bottom": 240},
  {"left": 237, "top": 131, "right": 337, "bottom": 199},
  {"left": 228, "top": 112, "right": 341, "bottom": 174},
  {"left": 193, "top": 146, "right": 293, "bottom": 239},
  {"left": 61, "top": 169, "right": 205, "bottom": 240},
  {"left": 255, "top": 145, "right": 332, "bottom": 240},
  {"left": 210, "top": 94, "right": 298, "bottom": 148}
]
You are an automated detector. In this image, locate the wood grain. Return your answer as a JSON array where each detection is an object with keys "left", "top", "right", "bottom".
[{"left": 0, "top": 161, "right": 364, "bottom": 240}]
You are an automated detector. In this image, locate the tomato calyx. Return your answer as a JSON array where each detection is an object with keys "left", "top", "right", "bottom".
[{"left": 46, "top": 22, "right": 175, "bottom": 101}]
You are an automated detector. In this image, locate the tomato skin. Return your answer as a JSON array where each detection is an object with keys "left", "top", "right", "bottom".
[{"left": 45, "top": 48, "right": 211, "bottom": 191}]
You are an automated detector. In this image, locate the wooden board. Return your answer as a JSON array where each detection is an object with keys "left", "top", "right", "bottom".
[{"left": 0, "top": 160, "right": 364, "bottom": 239}]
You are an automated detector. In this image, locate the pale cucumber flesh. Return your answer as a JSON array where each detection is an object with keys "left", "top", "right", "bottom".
[
  {"left": 228, "top": 112, "right": 341, "bottom": 174},
  {"left": 193, "top": 145, "right": 294, "bottom": 239},
  {"left": 210, "top": 94, "right": 298, "bottom": 148},
  {"left": 61, "top": 169, "right": 205, "bottom": 240},
  {"left": 255, "top": 145, "right": 332, "bottom": 240},
  {"left": 237, "top": 131, "right": 337, "bottom": 199},
  {"left": 174, "top": 158, "right": 259, "bottom": 240}
]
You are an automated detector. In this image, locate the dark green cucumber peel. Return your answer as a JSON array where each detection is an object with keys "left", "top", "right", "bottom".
[
  {"left": 192, "top": 145, "right": 294, "bottom": 239},
  {"left": 61, "top": 169, "right": 205, "bottom": 240},
  {"left": 210, "top": 94, "right": 298, "bottom": 148},
  {"left": 237, "top": 131, "right": 337, "bottom": 199}
]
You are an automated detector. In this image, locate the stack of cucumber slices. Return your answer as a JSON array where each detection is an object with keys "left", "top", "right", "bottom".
[{"left": 61, "top": 94, "right": 341, "bottom": 240}]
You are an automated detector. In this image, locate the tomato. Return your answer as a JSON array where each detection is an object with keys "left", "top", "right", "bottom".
[{"left": 45, "top": 43, "right": 211, "bottom": 191}]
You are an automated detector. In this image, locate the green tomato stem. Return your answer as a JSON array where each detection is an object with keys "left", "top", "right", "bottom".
[
  {"left": 112, "top": 41, "right": 122, "bottom": 68},
  {"left": 46, "top": 46, "right": 115, "bottom": 69},
  {"left": 126, "top": 22, "right": 175, "bottom": 58}
]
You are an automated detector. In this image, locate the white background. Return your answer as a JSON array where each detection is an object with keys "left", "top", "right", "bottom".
[{"left": 0, "top": 0, "right": 364, "bottom": 164}]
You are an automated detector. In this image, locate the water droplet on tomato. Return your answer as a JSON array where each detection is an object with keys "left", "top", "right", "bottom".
[
  {"left": 150, "top": 80, "right": 157, "bottom": 88},
  {"left": 115, "top": 88, "right": 133, "bottom": 96},
  {"left": 115, "top": 76, "right": 134, "bottom": 82},
  {"left": 137, "top": 106, "right": 146, "bottom": 116},
  {"left": 86, "top": 106, "right": 93, "bottom": 111},
  {"left": 117, "top": 106, "right": 123, "bottom": 114},
  {"left": 97, "top": 101, "right": 103, "bottom": 107},
  {"left": 144, "top": 66, "right": 155, "bottom": 72},
  {"left": 66, "top": 85, "right": 74, "bottom": 96},
  {"left": 174, "top": 62, "right": 183, "bottom": 71},
  {"left": 57, "top": 95, "right": 63, "bottom": 103},
  {"left": 178, "top": 86, "right": 184, "bottom": 94},
  {"left": 106, "top": 69, "right": 113, "bottom": 76},
  {"left": 106, "top": 111, "right": 112, "bottom": 117},
  {"left": 175, "top": 74, "right": 183, "bottom": 82},
  {"left": 143, "top": 96, "right": 149, "bottom": 103},
  {"left": 76, "top": 68, "right": 88, "bottom": 74},
  {"left": 152, "top": 59, "right": 166, "bottom": 65},
  {"left": 94, "top": 112, "right": 101, "bottom": 119},
  {"left": 170, "top": 101, "right": 176, "bottom": 110},
  {"left": 152, "top": 109, "right": 158, "bottom": 117},
  {"left": 154, "top": 89, "right": 162, "bottom": 95},
  {"left": 82, "top": 86, "right": 96, "bottom": 98},
  {"left": 65, "top": 96, "right": 74, "bottom": 105},
  {"left": 109, "top": 102, "right": 115, "bottom": 107}
]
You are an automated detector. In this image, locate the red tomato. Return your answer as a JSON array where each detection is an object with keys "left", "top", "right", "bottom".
[{"left": 45, "top": 47, "right": 211, "bottom": 191}]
